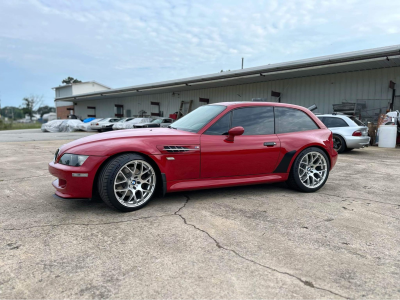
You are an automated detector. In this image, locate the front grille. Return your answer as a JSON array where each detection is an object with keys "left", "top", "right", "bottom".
[{"left": 164, "top": 146, "right": 191, "bottom": 153}]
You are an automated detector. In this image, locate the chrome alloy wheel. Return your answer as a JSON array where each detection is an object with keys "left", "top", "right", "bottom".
[
  {"left": 113, "top": 160, "right": 156, "bottom": 207},
  {"left": 298, "top": 152, "right": 328, "bottom": 188}
]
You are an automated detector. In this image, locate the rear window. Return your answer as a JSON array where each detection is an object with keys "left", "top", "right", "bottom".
[
  {"left": 275, "top": 107, "right": 319, "bottom": 134},
  {"left": 321, "top": 117, "right": 349, "bottom": 128},
  {"left": 350, "top": 117, "right": 365, "bottom": 126}
]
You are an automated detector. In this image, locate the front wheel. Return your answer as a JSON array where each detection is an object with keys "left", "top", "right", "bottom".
[
  {"left": 98, "top": 153, "right": 157, "bottom": 212},
  {"left": 286, "top": 147, "right": 330, "bottom": 192}
]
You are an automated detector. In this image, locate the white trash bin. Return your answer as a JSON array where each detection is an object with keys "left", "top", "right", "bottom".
[{"left": 378, "top": 125, "right": 397, "bottom": 148}]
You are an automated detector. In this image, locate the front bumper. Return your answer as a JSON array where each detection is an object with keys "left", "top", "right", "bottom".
[
  {"left": 48, "top": 156, "right": 107, "bottom": 199},
  {"left": 345, "top": 136, "right": 371, "bottom": 149}
]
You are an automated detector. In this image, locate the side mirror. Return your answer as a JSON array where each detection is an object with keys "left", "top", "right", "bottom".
[{"left": 225, "top": 126, "right": 244, "bottom": 142}]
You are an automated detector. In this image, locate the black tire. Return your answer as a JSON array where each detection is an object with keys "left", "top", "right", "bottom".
[
  {"left": 333, "top": 134, "right": 346, "bottom": 153},
  {"left": 97, "top": 129, "right": 102, "bottom": 133},
  {"left": 286, "top": 147, "right": 330, "bottom": 193},
  {"left": 98, "top": 153, "right": 158, "bottom": 212}
]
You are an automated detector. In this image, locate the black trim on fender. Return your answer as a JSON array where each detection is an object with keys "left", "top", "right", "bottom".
[
  {"left": 161, "top": 173, "right": 167, "bottom": 196},
  {"left": 273, "top": 150, "right": 297, "bottom": 173}
]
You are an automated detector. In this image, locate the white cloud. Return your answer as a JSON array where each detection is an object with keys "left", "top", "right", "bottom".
[{"left": 0, "top": 0, "right": 399, "bottom": 106}]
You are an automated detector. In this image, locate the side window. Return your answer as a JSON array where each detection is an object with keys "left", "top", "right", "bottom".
[
  {"left": 232, "top": 106, "right": 274, "bottom": 135},
  {"left": 275, "top": 107, "right": 319, "bottom": 134},
  {"left": 324, "top": 117, "right": 348, "bottom": 128},
  {"left": 317, "top": 117, "right": 325, "bottom": 125},
  {"left": 205, "top": 113, "right": 231, "bottom": 135}
]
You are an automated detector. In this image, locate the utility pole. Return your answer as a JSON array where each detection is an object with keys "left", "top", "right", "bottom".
[{"left": 241, "top": 57, "right": 244, "bottom": 69}]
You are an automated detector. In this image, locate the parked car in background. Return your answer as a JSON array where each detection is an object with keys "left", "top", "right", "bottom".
[
  {"left": 317, "top": 114, "right": 370, "bottom": 153},
  {"left": 121, "top": 118, "right": 153, "bottom": 129},
  {"left": 112, "top": 118, "right": 137, "bottom": 130},
  {"left": 77, "top": 118, "right": 103, "bottom": 131},
  {"left": 90, "top": 118, "right": 120, "bottom": 132},
  {"left": 49, "top": 102, "right": 337, "bottom": 212},
  {"left": 41, "top": 120, "right": 64, "bottom": 132},
  {"left": 133, "top": 118, "right": 174, "bottom": 128}
]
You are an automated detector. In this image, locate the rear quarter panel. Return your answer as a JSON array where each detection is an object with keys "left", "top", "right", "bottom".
[{"left": 277, "top": 128, "right": 336, "bottom": 172}]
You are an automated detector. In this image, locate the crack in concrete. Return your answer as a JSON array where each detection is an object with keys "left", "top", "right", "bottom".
[
  {"left": 318, "top": 192, "right": 399, "bottom": 207},
  {"left": 3, "top": 214, "right": 173, "bottom": 231},
  {"left": 175, "top": 195, "right": 349, "bottom": 299}
]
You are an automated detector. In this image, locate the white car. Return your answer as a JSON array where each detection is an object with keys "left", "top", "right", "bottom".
[
  {"left": 120, "top": 118, "right": 154, "bottom": 129},
  {"left": 90, "top": 118, "right": 120, "bottom": 132},
  {"left": 77, "top": 118, "right": 103, "bottom": 131},
  {"left": 133, "top": 118, "right": 174, "bottom": 128},
  {"left": 112, "top": 118, "right": 137, "bottom": 130},
  {"left": 317, "top": 114, "right": 370, "bottom": 153}
]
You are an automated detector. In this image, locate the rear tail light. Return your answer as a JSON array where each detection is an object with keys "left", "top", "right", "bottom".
[{"left": 352, "top": 130, "right": 362, "bottom": 136}]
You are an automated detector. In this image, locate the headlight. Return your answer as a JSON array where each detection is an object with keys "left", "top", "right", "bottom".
[{"left": 59, "top": 154, "right": 89, "bottom": 166}]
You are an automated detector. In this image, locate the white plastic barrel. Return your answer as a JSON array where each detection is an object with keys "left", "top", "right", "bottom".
[{"left": 378, "top": 125, "right": 397, "bottom": 148}]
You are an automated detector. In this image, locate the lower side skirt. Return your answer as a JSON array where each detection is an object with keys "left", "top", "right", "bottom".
[{"left": 167, "top": 173, "right": 288, "bottom": 193}]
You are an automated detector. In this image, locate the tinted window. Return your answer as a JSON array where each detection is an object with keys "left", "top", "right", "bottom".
[
  {"left": 323, "top": 117, "right": 348, "bottom": 128},
  {"left": 232, "top": 107, "right": 274, "bottom": 135},
  {"left": 275, "top": 107, "right": 318, "bottom": 134},
  {"left": 205, "top": 112, "right": 231, "bottom": 135}
]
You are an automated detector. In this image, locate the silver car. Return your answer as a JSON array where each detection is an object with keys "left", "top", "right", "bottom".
[
  {"left": 90, "top": 118, "right": 120, "bottom": 132},
  {"left": 317, "top": 114, "right": 370, "bottom": 153}
]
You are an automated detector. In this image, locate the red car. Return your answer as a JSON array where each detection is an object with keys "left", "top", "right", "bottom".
[{"left": 49, "top": 102, "right": 338, "bottom": 212}]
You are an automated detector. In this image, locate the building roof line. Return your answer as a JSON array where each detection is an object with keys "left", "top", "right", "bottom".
[
  {"left": 52, "top": 81, "right": 111, "bottom": 90},
  {"left": 55, "top": 44, "right": 400, "bottom": 101}
]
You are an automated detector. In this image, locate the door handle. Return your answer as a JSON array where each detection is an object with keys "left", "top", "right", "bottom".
[{"left": 264, "top": 142, "right": 277, "bottom": 147}]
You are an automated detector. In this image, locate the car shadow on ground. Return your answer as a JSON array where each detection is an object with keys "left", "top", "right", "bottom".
[{"left": 51, "top": 182, "right": 292, "bottom": 215}]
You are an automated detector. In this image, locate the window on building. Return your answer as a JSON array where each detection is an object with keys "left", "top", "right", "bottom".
[
  {"left": 115, "top": 105, "right": 124, "bottom": 117},
  {"left": 275, "top": 107, "right": 319, "bottom": 134},
  {"left": 87, "top": 106, "right": 96, "bottom": 117},
  {"left": 232, "top": 107, "right": 274, "bottom": 135}
]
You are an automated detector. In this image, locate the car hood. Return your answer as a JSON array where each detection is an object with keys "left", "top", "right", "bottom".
[{"left": 59, "top": 128, "right": 198, "bottom": 154}]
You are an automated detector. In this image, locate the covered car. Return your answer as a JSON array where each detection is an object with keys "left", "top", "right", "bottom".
[
  {"left": 133, "top": 118, "right": 174, "bottom": 128},
  {"left": 59, "top": 120, "right": 84, "bottom": 132},
  {"left": 112, "top": 118, "right": 137, "bottom": 130},
  {"left": 121, "top": 118, "right": 153, "bottom": 129},
  {"left": 41, "top": 120, "right": 64, "bottom": 132}
]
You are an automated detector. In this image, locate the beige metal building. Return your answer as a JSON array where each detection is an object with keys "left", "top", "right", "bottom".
[{"left": 54, "top": 45, "right": 400, "bottom": 123}]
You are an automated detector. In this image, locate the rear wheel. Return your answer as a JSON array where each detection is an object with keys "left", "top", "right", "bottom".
[
  {"left": 333, "top": 134, "right": 346, "bottom": 153},
  {"left": 286, "top": 147, "right": 330, "bottom": 192},
  {"left": 98, "top": 153, "right": 157, "bottom": 212}
]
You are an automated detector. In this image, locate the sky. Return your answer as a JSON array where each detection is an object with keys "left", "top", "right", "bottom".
[{"left": 0, "top": 0, "right": 399, "bottom": 107}]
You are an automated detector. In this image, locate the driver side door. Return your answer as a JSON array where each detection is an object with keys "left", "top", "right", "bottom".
[{"left": 200, "top": 106, "right": 281, "bottom": 178}]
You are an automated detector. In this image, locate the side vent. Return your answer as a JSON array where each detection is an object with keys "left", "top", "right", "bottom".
[{"left": 164, "top": 146, "right": 191, "bottom": 153}]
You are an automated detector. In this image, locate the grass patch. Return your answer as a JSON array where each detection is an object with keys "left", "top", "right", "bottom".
[{"left": 0, "top": 120, "right": 42, "bottom": 131}]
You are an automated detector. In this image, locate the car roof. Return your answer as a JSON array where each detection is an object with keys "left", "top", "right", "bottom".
[
  {"left": 317, "top": 114, "right": 351, "bottom": 119},
  {"left": 210, "top": 101, "right": 312, "bottom": 113}
]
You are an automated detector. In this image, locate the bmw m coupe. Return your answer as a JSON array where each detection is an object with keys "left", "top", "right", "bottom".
[{"left": 49, "top": 102, "right": 338, "bottom": 212}]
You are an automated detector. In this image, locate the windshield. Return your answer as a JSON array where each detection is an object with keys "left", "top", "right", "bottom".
[
  {"left": 170, "top": 105, "right": 226, "bottom": 132},
  {"left": 151, "top": 119, "right": 162, "bottom": 124}
]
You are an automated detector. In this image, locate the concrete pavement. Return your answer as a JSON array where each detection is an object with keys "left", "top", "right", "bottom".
[{"left": 0, "top": 133, "right": 399, "bottom": 299}]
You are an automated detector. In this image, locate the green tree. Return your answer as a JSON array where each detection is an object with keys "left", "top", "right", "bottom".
[
  {"left": 37, "top": 105, "right": 55, "bottom": 118},
  {"left": 62, "top": 77, "right": 82, "bottom": 85},
  {"left": 22, "top": 95, "right": 43, "bottom": 121}
]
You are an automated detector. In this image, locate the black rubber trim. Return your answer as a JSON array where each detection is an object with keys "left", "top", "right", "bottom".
[
  {"left": 273, "top": 150, "right": 297, "bottom": 173},
  {"left": 53, "top": 194, "right": 90, "bottom": 201},
  {"left": 161, "top": 173, "right": 167, "bottom": 196}
]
